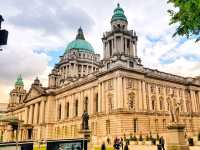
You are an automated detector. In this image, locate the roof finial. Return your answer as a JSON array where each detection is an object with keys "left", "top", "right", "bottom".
[{"left": 76, "top": 27, "right": 85, "bottom": 40}]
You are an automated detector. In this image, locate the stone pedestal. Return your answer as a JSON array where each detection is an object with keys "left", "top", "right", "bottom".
[
  {"left": 166, "top": 123, "right": 189, "bottom": 150},
  {"left": 79, "top": 129, "right": 91, "bottom": 142},
  {"left": 79, "top": 129, "right": 91, "bottom": 150}
]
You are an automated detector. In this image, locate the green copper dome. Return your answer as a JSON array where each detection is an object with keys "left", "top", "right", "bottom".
[
  {"left": 15, "top": 75, "right": 24, "bottom": 86},
  {"left": 65, "top": 27, "right": 94, "bottom": 54},
  {"left": 111, "top": 3, "right": 127, "bottom": 23}
]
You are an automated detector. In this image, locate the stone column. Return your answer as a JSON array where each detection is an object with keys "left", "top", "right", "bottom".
[
  {"left": 34, "top": 103, "right": 39, "bottom": 124},
  {"left": 28, "top": 105, "right": 33, "bottom": 124},
  {"left": 138, "top": 80, "right": 143, "bottom": 111},
  {"left": 182, "top": 90, "right": 187, "bottom": 113},
  {"left": 117, "top": 76, "right": 123, "bottom": 108},
  {"left": 62, "top": 98, "right": 66, "bottom": 120},
  {"left": 120, "top": 36, "right": 123, "bottom": 54},
  {"left": 25, "top": 107, "right": 28, "bottom": 124},
  {"left": 190, "top": 90, "right": 197, "bottom": 112},
  {"left": 123, "top": 78, "right": 128, "bottom": 109},
  {"left": 155, "top": 86, "right": 159, "bottom": 111},
  {"left": 114, "top": 77, "right": 118, "bottom": 109},
  {"left": 142, "top": 81, "right": 147, "bottom": 111},
  {"left": 79, "top": 92, "right": 83, "bottom": 116},
  {"left": 198, "top": 91, "right": 200, "bottom": 112},
  {"left": 163, "top": 86, "right": 168, "bottom": 112},
  {"left": 147, "top": 83, "right": 152, "bottom": 110},
  {"left": 114, "top": 36, "right": 117, "bottom": 55},
  {"left": 124, "top": 38, "right": 127, "bottom": 54},
  {"left": 90, "top": 87, "right": 94, "bottom": 114},
  {"left": 40, "top": 101, "right": 45, "bottom": 124},
  {"left": 101, "top": 82, "right": 105, "bottom": 112},
  {"left": 98, "top": 83, "right": 102, "bottom": 112}
]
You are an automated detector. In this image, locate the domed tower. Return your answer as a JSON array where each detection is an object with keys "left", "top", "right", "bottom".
[
  {"left": 9, "top": 75, "right": 26, "bottom": 108},
  {"left": 102, "top": 3, "right": 142, "bottom": 70},
  {"left": 48, "top": 27, "right": 100, "bottom": 88}
]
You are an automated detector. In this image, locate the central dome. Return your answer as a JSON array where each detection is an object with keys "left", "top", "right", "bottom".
[{"left": 65, "top": 28, "right": 94, "bottom": 53}]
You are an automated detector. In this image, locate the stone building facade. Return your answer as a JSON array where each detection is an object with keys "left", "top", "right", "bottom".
[{"left": 1, "top": 4, "right": 200, "bottom": 144}]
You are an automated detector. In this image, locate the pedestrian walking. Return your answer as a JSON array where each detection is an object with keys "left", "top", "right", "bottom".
[
  {"left": 124, "top": 142, "right": 129, "bottom": 150},
  {"left": 159, "top": 136, "right": 165, "bottom": 150},
  {"left": 101, "top": 142, "right": 106, "bottom": 150}
]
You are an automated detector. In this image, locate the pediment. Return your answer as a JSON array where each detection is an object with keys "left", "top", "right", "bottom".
[{"left": 24, "top": 86, "right": 46, "bottom": 102}]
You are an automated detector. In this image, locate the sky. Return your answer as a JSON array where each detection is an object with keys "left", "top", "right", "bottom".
[{"left": 0, "top": 0, "right": 199, "bottom": 103}]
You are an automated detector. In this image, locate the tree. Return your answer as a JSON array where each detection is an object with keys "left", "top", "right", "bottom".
[{"left": 168, "top": 0, "right": 200, "bottom": 42}]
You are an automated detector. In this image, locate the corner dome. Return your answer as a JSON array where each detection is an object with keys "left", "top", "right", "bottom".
[
  {"left": 111, "top": 3, "right": 127, "bottom": 23},
  {"left": 65, "top": 27, "right": 94, "bottom": 54}
]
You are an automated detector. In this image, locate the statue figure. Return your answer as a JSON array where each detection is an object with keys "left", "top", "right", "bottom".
[
  {"left": 169, "top": 99, "right": 181, "bottom": 123},
  {"left": 82, "top": 110, "right": 89, "bottom": 130},
  {"left": 174, "top": 102, "right": 181, "bottom": 123}
]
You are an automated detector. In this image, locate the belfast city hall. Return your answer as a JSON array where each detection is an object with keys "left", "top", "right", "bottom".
[{"left": 0, "top": 3, "right": 200, "bottom": 146}]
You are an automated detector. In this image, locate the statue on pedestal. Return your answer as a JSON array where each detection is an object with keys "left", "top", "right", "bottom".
[
  {"left": 169, "top": 97, "right": 181, "bottom": 123},
  {"left": 82, "top": 110, "right": 89, "bottom": 130}
]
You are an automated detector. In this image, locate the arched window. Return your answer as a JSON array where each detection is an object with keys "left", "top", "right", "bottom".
[
  {"left": 155, "top": 119, "right": 158, "bottom": 132},
  {"left": 66, "top": 102, "right": 69, "bottom": 118},
  {"left": 128, "top": 93, "right": 135, "bottom": 110},
  {"left": 94, "top": 93, "right": 98, "bottom": 113},
  {"left": 159, "top": 97, "right": 164, "bottom": 111},
  {"left": 84, "top": 97, "right": 88, "bottom": 112},
  {"left": 163, "top": 119, "right": 166, "bottom": 129},
  {"left": 75, "top": 100, "right": 78, "bottom": 116},
  {"left": 58, "top": 104, "right": 62, "bottom": 120},
  {"left": 151, "top": 96, "right": 156, "bottom": 110}
]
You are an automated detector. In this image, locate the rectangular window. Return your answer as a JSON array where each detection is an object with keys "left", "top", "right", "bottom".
[
  {"left": 75, "top": 100, "right": 78, "bottom": 116},
  {"left": 163, "top": 119, "right": 166, "bottom": 129},
  {"left": 155, "top": 119, "right": 158, "bottom": 132},
  {"left": 133, "top": 118, "right": 137, "bottom": 133},
  {"left": 66, "top": 102, "right": 69, "bottom": 118}
]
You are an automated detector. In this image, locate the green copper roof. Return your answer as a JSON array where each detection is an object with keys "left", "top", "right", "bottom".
[
  {"left": 111, "top": 3, "right": 127, "bottom": 22},
  {"left": 65, "top": 27, "right": 94, "bottom": 54},
  {"left": 15, "top": 75, "right": 24, "bottom": 86}
]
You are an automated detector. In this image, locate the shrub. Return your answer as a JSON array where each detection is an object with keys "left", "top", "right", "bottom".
[
  {"left": 145, "top": 134, "right": 150, "bottom": 141},
  {"left": 133, "top": 135, "right": 137, "bottom": 141},
  {"left": 129, "top": 133, "right": 133, "bottom": 140},
  {"left": 139, "top": 134, "right": 143, "bottom": 141},
  {"left": 125, "top": 139, "right": 130, "bottom": 145}
]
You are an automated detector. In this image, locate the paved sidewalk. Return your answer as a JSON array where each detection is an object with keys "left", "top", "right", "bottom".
[{"left": 128, "top": 145, "right": 200, "bottom": 150}]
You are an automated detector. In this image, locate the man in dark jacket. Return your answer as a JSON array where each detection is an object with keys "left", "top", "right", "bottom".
[
  {"left": 159, "top": 136, "right": 165, "bottom": 150},
  {"left": 101, "top": 142, "right": 106, "bottom": 150}
]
